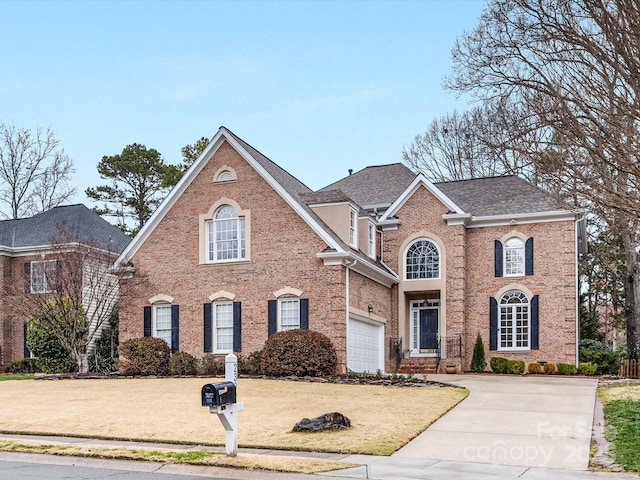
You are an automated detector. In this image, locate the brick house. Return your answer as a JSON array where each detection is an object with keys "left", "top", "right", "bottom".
[
  {"left": 116, "top": 127, "right": 584, "bottom": 373},
  {"left": 0, "top": 204, "right": 131, "bottom": 366}
]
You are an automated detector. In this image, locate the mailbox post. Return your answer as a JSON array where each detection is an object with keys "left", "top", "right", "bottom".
[{"left": 201, "top": 353, "right": 244, "bottom": 456}]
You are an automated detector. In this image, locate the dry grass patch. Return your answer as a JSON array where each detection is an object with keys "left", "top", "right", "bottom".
[
  {"left": 0, "top": 440, "right": 356, "bottom": 474},
  {"left": 0, "top": 377, "right": 467, "bottom": 455}
]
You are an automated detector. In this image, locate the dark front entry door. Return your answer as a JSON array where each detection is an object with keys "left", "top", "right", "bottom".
[{"left": 419, "top": 309, "right": 438, "bottom": 350}]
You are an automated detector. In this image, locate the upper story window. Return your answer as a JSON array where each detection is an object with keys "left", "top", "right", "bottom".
[
  {"left": 504, "top": 237, "right": 525, "bottom": 276},
  {"left": 349, "top": 208, "right": 357, "bottom": 247},
  {"left": 368, "top": 222, "right": 376, "bottom": 259},
  {"left": 207, "top": 205, "right": 246, "bottom": 262},
  {"left": 406, "top": 239, "right": 440, "bottom": 279},
  {"left": 30, "top": 260, "right": 57, "bottom": 293},
  {"left": 499, "top": 290, "right": 529, "bottom": 350}
]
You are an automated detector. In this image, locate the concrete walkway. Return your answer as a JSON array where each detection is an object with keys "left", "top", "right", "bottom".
[{"left": 393, "top": 374, "right": 598, "bottom": 470}]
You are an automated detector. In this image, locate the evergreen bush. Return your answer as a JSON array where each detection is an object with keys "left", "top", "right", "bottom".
[
  {"left": 261, "top": 329, "right": 337, "bottom": 377},
  {"left": 557, "top": 362, "right": 576, "bottom": 375},
  {"left": 169, "top": 351, "right": 198, "bottom": 376},
  {"left": 470, "top": 333, "right": 487, "bottom": 372},
  {"left": 507, "top": 359, "right": 525, "bottom": 374},
  {"left": 118, "top": 337, "right": 170, "bottom": 376},
  {"left": 490, "top": 356, "right": 508, "bottom": 374}
]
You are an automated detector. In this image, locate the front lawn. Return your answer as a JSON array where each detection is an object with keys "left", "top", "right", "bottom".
[
  {"left": 599, "top": 382, "right": 640, "bottom": 471},
  {"left": 0, "top": 377, "right": 467, "bottom": 456},
  {"left": 0, "top": 373, "right": 34, "bottom": 381}
]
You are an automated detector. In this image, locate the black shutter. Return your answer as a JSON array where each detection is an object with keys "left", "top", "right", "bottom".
[
  {"left": 24, "top": 262, "right": 31, "bottom": 293},
  {"left": 525, "top": 238, "right": 534, "bottom": 276},
  {"left": 233, "top": 302, "right": 242, "bottom": 352},
  {"left": 489, "top": 297, "right": 498, "bottom": 350},
  {"left": 203, "top": 303, "right": 212, "bottom": 353},
  {"left": 494, "top": 240, "right": 503, "bottom": 277},
  {"left": 268, "top": 300, "right": 277, "bottom": 337},
  {"left": 143, "top": 306, "right": 152, "bottom": 337},
  {"left": 530, "top": 295, "right": 539, "bottom": 350},
  {"left": 23, "top": 322, "right": 30, "bottom": 358},
  {"left": 171, "top": 305, "right": 179, "bottom": 353},
  {"left": 299, "top": 298, "right": 309, "bottom": 330}
]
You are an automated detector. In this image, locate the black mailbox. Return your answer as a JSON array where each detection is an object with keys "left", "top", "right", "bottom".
[{"left": 201, "top": 381, "right": 237, "bottom": 407}]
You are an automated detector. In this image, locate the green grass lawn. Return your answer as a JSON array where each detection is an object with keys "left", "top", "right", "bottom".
[
  {"left": 599, "top": 382, "right": 640, "bottom": 471},
  {"left": 0, "top": 374, "right": 33, "bottom": 381}
]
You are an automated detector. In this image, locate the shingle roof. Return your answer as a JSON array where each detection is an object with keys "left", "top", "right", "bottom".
[
  {"left": 435, "top": 176, "right": 570, "bottom": 216},
  {"left": 0, "top": 204, "right": 131, "bottom": 253},
  {"left": 319, "top": 163, "right": 417, "bottom": 208}
]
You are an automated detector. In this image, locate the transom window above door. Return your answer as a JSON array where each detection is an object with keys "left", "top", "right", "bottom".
[{"left": 406, "top": 239, "right": 440, "bottom": 279}]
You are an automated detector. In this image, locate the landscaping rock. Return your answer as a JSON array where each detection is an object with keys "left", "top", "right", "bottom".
[{"left": 292, "top": 412, "right": 351, "bottom": 432}]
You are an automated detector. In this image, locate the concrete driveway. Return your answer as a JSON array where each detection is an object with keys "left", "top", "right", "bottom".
[{"left": 393, "top": 374, "right": 598, "bottom": 470}]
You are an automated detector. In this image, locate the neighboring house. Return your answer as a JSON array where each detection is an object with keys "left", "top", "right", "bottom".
[
  {"left": 116, "top": 127, "right": 584, "bottom": 373},
  {"left": 0, "top": 204, "right": 131, "bottom": 366}
]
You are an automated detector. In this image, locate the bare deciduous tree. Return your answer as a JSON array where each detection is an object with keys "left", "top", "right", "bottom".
[
  {"left": 20, "top": 229, "right": 122, "bottom": 373},
  {"left": 0, "top": 123, "right": 76, "bottom": 219},
  {"left": 446, "top": 0, "right": 640, "bottom": 358}
]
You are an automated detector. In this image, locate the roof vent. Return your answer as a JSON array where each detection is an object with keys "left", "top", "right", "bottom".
[{"left": 348, "top": 169, "right": 353, "bottom": 175}]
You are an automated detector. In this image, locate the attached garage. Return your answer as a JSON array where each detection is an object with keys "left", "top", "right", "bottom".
[{"left": 347, "top": 315, "right": 384, "bottom": 373}]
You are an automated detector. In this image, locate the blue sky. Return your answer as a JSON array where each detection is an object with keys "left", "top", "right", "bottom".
[{"left": 1, "top": 0, "right": 486, "bottom": 205}]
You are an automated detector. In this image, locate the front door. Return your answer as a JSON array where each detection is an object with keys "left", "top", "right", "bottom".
[{"left": 419, "top": 309, "right": 438, "bottom": 351}]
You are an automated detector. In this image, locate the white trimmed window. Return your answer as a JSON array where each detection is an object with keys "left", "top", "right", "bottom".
[
  {"left": 153, "top": 304, "right": 173, "bottom": 346},
  {"left": 499, "top": 290, "right": 530, "bottom": 350},
  {"left": 368, "top": 222, "right": 376, "bottom": 258},
  {"left": 207, "top": 205, "right": 246, "bottom": 261},
  {"left": 504, "top": 237, "right": 525, "bottom": 276},
  {"left": 406, "top": 239, "right": 439, "bottom": 279},
  {"left": 279, "top": 298, "right": 300, "bottom": 331},
  {"left": 349, "top": 208, "right": 357, "bottom": 247},
  {"left": 30, "top": 260, "right": 57, "bottom": 293},
  {"left": 214, "top": 302, "right": 234, "bottom": 353}
]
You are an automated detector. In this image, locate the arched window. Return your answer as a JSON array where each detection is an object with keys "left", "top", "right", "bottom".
[
  {"left": 504, "top": 237, "right": 525, "bottom": 276},
  {"left": 406, "top": 239, "right": 439, "bottom": 279},
  {"left": 217, "top": 170, "right": 235, "bottom": 182},
  {"left": 499, "top": 290, "right": 529, "bottom": 350},
  {"left": 207, "top": 205, "right": 246, "bottom": 261}
]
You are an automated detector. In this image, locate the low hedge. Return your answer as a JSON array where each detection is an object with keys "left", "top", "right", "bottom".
[
  {"left": 261, "top": 329, "right": 337, "bottom": 377},
  {"left": 507, "top": 359, "right": 525, "bottom": 374},
  {"left": 577, "top": 362, "right": 598, "bottom": 376},
  {"left": 490, "top": 356, "right": 509, "bottom": 374},
  {"left": 557, "top": 362, "right": 576, "bottom": 375},
  {"left": 118, "top": 337, "right": 170, "bottom": 376}
]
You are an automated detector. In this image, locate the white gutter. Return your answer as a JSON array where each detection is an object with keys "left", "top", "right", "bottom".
[{"left": 344, "top": 258, "right": 357, "bottom": 373}]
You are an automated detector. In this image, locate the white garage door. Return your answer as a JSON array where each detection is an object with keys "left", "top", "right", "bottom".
[{"left": 347, "top": 317, "right": 383, "bottom": 373}]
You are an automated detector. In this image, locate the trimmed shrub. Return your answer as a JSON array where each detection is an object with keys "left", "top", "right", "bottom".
[
  {"left": 5, "top": 358, "right": 39, "bottom": 374},
  {"left": 118, "top": 337, "right": 170, "bottom": 376},
  {"left": 26, "top": 320, "right": 77, "bottom": 373},
  {"left": 577, "top": 362, "right": 598, "bottom": 376},
  {"left": 507, "top": 359, "right": 525, "bottom": 374},
  {"left": 579, "top": 348, "right": 619, "bottom": 375},
  {"left": 470, "top": 333, "right": 487, "bottom": 372},
  {"left": 543, "top": 362, "right": 556, "bottom": 374},
  {"left": 238, "top": 350, "right": 262, "bottom": 375},
  {"left": 200, "top": 354, "right": 224, "bottom": 376},
  {"left": 490, "top": 356, "right": 509, "bottom": 374},
  {"left": 557, "top": 362, "right": 576, "bottom": 375},
  {"left": 169, "top": 351, "right": 198, "bottom": 376},
  {"left": 528, "top": 362, "right": 543, "bottom": 374},
  {"left": 261, "top": 329, "right": 337, "bottom": 377}
]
